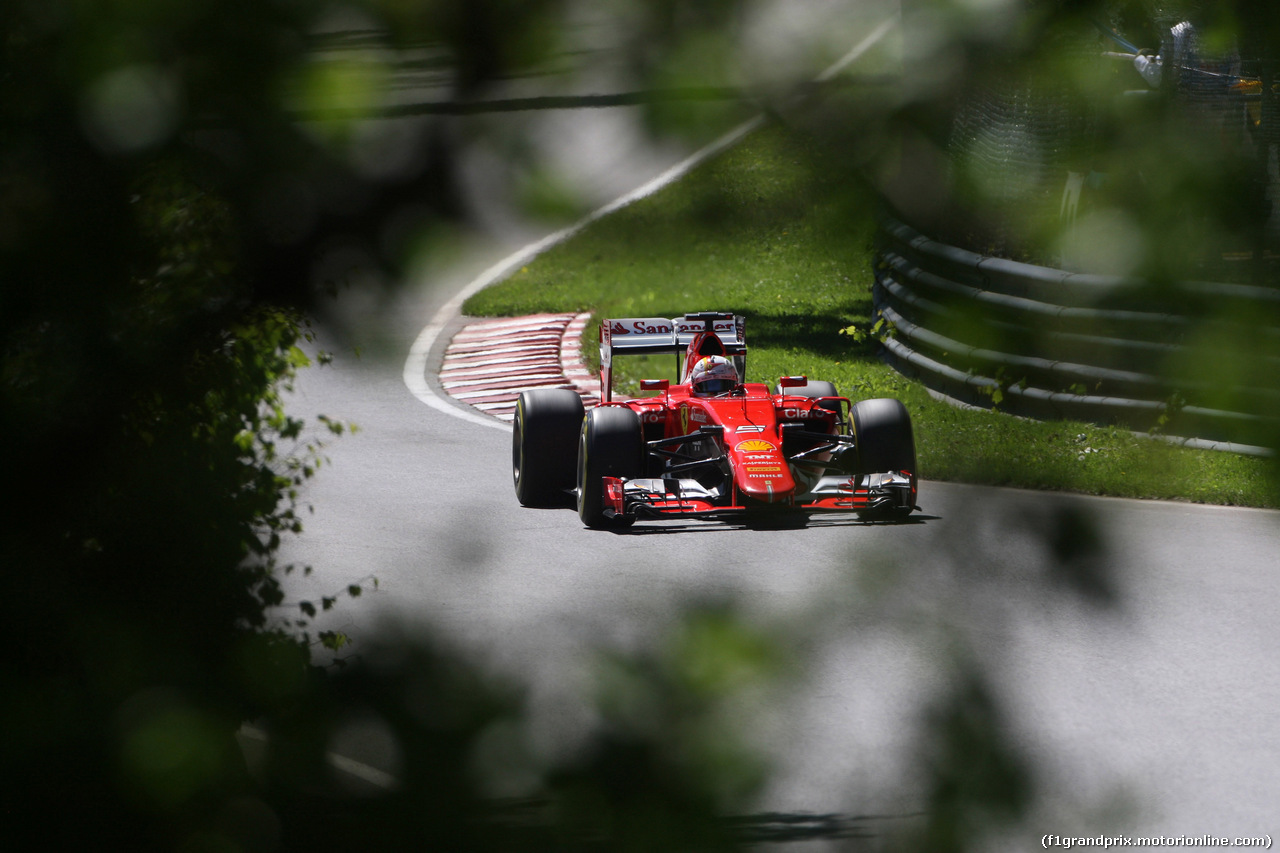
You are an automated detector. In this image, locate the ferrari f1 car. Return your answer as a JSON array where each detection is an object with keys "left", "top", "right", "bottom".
[{"left": 512, "top": 312, "right": 918, "bottom": 528}]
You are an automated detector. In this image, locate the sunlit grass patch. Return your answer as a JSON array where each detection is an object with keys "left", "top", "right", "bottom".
[{"left": 463, "top": 124, "right": 1280, "bottom": 508}]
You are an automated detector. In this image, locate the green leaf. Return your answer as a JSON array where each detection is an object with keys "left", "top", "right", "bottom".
[{"left": 318, "top": 631, "right": 349, "bottom": 651}]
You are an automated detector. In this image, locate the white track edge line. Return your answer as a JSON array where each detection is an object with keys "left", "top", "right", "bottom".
[{"left": 240, "top": 725, "right": 398, "bottom": 791}]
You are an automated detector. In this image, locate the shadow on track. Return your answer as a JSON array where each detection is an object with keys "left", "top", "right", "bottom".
[{"left": 592, "top": 511, "right": 939, "bottom": 535}]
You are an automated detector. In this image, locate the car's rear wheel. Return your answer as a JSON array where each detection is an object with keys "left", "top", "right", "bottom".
[
  {"left": 851, "top": 398, "right": 917, "bottom": 518},
  {"left": 776, "top": 379, "right": 841, "bottom": 413},
  {"left": 577, "top": 406, "right": 644, "bottom": 528},
  {"left": 513, "top": 389, "right": 584, "bottom": 507},
  {"left": 777, "top": 379, "right": 844, "bottom": 479}
]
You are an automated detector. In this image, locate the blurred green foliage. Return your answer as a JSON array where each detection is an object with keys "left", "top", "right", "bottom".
[
  {"left": 5, "top": 0, "right": 1279, "bottom": 851},
  {"left": 0, "top": 0, "right": 803, "bottom": 848}
]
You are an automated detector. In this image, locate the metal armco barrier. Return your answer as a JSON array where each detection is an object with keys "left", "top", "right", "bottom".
[{"left": 873, "top": 215, "right": 1280, "bottom": 456}]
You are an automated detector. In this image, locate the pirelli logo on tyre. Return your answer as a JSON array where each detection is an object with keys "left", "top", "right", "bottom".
[{"left": 735, "top": 439, "right": 775, "bottom": 453}]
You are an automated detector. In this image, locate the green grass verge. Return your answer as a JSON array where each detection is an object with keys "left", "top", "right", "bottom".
[{"left": 463, "top": 124, "right": 1280, "bottom": 508}]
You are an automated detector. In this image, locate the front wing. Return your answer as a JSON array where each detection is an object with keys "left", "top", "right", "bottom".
[{"left": 600, "top": 471, "right": 916, "bottom": 522}]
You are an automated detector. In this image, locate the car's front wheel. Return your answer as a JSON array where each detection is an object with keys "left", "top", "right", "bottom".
[
  {"left": 850, "top": 397, "right": 917, "bottom": 519},
  {"left": 577, "top": 406, "right": 644, "bottom": 528}
]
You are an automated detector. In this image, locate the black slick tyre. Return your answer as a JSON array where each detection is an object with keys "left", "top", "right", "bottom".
[
  {"left": 776, "top": 380, "right": 842, "bottom": 474},
  {"left": 776, "top": 379, "right": 841, "bottom": 412},
  {"left": 577, "top": 406, "right": 643, "bottom": 528},
  {"left": 850, "top": 397, "right": 918, "bottom": 518},
  {"left": 513, "top": 389, "right": 584, "bottom": 507}
]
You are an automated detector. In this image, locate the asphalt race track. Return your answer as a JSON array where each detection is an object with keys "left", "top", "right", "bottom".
[
  {"left": 271, "top": 5, "right": 1280, "bottom": 846},
  {"left": 275, "top": 230, "right": 1280, "bottom": 847}
]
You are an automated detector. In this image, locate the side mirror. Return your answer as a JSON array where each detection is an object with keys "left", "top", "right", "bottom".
[
  {"left": 778, "top": 375, "right": 808, "bottom": 389},
  {"left": 640, "top": 379, "right": 669, "bottom": 392}
]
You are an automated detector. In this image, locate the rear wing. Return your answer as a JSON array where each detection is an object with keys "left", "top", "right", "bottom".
[{"left": 599, "top": 313, "right": 746, "bottom": 401}]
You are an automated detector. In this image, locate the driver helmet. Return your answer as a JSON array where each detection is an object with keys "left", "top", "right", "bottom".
[{"left": 689, "top": 356, "right": 738, "bottom": 396}]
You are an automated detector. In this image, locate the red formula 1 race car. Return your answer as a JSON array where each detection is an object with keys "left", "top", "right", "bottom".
[{"left": 512, "top": 312, "right": 918, "bottom": 528}]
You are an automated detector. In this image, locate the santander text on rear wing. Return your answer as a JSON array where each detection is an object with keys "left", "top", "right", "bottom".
[{"left": 599, "top": 313, "right": 746, "bottom": 401}]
